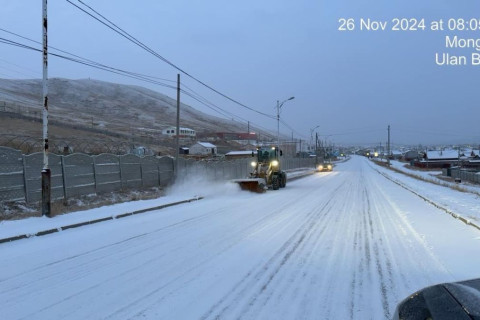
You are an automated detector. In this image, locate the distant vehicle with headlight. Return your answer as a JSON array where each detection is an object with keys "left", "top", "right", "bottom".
[
  {"left": 233, "top": 147, "right": 286, "bottom": 192},
  {"left": 316, "top": 162, "right": 333, "bottom": 172}
]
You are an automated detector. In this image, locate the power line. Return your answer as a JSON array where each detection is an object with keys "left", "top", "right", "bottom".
[
  {"left": 66, "top": 0, "right": 276, "bottom": 120},
  {"left": 0, "top": 31, "right": 280, "bottom": 137},
  {"left": 279, "top": 119, "right": 308, "bottom": 140},
  {"left": 0, "top": 35, "right": 258, "bottom": 128},
  {"left": 0, "top": 58, "right": 40, "bottom": 78},
  {"left": 0, "top": 29, "right": 268, "bottom": 125}
]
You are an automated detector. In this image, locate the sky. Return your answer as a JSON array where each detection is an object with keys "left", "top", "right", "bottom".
[{"left": 1, "top": 0, "right": 480, "bottom": 146}]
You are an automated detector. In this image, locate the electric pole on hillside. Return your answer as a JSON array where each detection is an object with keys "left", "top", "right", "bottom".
[
  {"left": 387, "top": 125, "right": 391, "bottom": 166},
  {"left": 175, "top": 74, "right": 180, "bottom": 178},
  {"left": 41, "top": 0, "right": 51, "bottom": 217}
]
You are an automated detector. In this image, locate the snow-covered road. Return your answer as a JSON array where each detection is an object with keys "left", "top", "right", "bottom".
[{"left": 2, "top": 156, "right": 480, "bottom": 319}]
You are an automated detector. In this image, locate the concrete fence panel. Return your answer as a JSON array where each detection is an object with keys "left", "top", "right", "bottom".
[
  {"left": 158, "top": 156, "right": 174, "bottom": 186},
  {"left": 94, "top": 154, "right": 121, "bottom": 193},
  {"left": 141, "top": 156, "right": 159, "bottom": 188},
  {"left": 1, "top": 146, "right": 318, "bottom": 204},
  {"left": 0, "top": 147, "right": 25, "bottom": 201},
  {"left": 24, "top": 153, "right": 64, "bottom": 202},
  {"left": 120, "top": 154, "right": 142, "bottom": 189},
  {"left": 63, "top": 153, "right": 95, "bottom": 197}
]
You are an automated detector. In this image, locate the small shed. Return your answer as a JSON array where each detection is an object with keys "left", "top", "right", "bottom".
[
  {"left": 404, "top": 150, "right": 419, "bottom": 161},
  {"left": 190, "top": 142, "right": 217, "bottom": 155},
  {"left": 390, "top": 150, "right": 403, "bottom": 160}
]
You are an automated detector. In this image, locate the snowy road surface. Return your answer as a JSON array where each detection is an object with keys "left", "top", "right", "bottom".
[{"left": 2, "top": 156, "right": 480, "bottom": 319}]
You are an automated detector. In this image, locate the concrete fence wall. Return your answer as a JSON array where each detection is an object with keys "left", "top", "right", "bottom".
[
  {"left": 446, "top": 168, "right": 480, "bottom": 184},
  {"left": 0, "top": 147, "right": 175, "bottom": 203},
  {"left": 175, "top": 157, "right": 315, "bottom": 183},
  {"left": 0, "top": 146, "right": 315, "bottom": 203}
]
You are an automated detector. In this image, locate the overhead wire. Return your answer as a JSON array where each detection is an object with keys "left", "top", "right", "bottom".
[
  {"left": 0, "top": 32, "right": 278, "bottom": 136},
  {"left": 66, "top": 0, "right": 276, "bottom": 120}
]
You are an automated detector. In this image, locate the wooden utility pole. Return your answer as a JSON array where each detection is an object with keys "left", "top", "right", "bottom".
[
  {"left": 41, "top": 0, "right": 51, "bottom": 217},
  {"left": 387, "top": 125, "right": 391, "bottom": 165},
  {"left": 175, "top": 74, "right": 180, "bottom": 178}
]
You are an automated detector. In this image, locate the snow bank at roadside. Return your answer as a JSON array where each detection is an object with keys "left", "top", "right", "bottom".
[{"left": 370, "top": 160, "right": 480, "bottom": 226}]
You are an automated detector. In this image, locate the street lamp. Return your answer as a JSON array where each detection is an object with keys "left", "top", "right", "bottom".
[
  {"left": 276, "top": 96, "right": 295, "bottom": 152},
  {"left": 310, "top": 125, "right": 320, "bottom": 152}
]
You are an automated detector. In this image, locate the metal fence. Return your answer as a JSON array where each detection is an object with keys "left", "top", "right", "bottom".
[
  {"left": 0, "top": 146, "right": 315, "bottom": 203},
  {"left": 443, "top": 167, "right": 480, "bottom": 184},
  {"left": 0, "top": 147, "right": 174, "bottom": 203}
]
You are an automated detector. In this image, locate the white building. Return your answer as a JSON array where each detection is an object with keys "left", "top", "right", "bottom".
[
  {"left": 190, "top": 142, "right": 217, "bottom": 155},
  {"left": 162, "top": 126, "right": 196, "bottom": 138}
]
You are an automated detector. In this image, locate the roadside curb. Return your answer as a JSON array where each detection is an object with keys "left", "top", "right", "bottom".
[
  {"left": 370, "top": 162, "right": 480, "bottom": 232},
  {"left": 288, "top": 170, "right": 316, "bottom": 181},
  {"left": 0, "top": 197, "right": 204, "bottom": 245}
]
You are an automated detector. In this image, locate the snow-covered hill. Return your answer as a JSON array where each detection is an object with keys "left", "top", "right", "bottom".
[{"left": 0, "top": 78, "right": 272, "bottom": 137}]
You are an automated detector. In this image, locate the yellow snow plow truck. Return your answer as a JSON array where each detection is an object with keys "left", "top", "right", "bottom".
[{"left": 234, "top": 147, "right": 287, "bottom": 193}]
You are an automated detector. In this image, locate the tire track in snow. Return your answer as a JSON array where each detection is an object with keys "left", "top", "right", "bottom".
[
  {"left": 105, "top": 178, "right": 341, "bottom": 319},
  {"left": 356, "top": 158, "right": 453, "bottom": 318},
  {"left": 198, "top": 180, "right": 348, "bottom": 320}
]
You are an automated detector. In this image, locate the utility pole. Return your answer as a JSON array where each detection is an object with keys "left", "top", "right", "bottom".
[
  {"left": 387, "top": 125, "right": 391, "bottom": 165},
  {"left": 315, "top": 132, "right": 318, "bottom": 166},
  {"left": 276, "top": 97, "right": 294, "bottom": 152},
  {"left": 175, "top": 74, "right": 180, "bottom": 178},
  {"left": 247, "top": 121, "right": 250, "bottom": 133},
  {"left": 41, "top": 0, "right": 51, "bottom": 217},
  {"left": 276, "top": 100, "right": 280, "bottom": 150}
]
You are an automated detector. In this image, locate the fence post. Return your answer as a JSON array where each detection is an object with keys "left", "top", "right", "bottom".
[
  {"left": 22, "top": 155, "right": 29, "bottom": 203},
  {"left": 157, "top": 159, "right": 161, "bottom": 187},
  {"left": 118, "top": 155, "right": 124, "bottom": 190},
  {"left": 92, "top": 157, "right": 98, "bottom": 193},
  {"left": 140, "top": 158, "right": 144, "bottom": 188},
  {"left": 61, "top": 156, "right": 68, "bottom": 205}
]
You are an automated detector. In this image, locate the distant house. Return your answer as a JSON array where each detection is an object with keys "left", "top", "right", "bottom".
[
  {"left": 190, "top": 142, "right": 217, "bottom": 155},
  {"left": 416, "top": 149, "right": 461, "bottom": 169},
  {"left": 162, "top": 126, "right": 196, "bottom": 138},
  {"left": 424, "top": 150, "right": 460, "bottom": 161},
  {"left": 470, "top": 149, "right": 480, "bottom": 159},
  {"left": 225, "top": 150, "right": 256, "bottom": 160},
  {"left": 390, "top": 150, "right": 403, "bottom": 160},
  {"left": 403, "top": 150, "right": 420, "bottom": 161}
]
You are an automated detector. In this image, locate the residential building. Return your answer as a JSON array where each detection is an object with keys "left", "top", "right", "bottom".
[
  {"left": 190, "top": 142, "right": 217, "bottom": 155},
  {"left": 162, "top": 127, "right": 196, "bottom": 138}
]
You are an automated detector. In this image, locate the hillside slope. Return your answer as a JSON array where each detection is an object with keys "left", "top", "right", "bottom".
[{"left": 0, "top": 78, "right": 274, "bottom": 154}]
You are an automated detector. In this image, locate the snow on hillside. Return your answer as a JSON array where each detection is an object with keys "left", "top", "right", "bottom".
[{"left": 0, "top": 78, "right": 273, "bottom": 136}]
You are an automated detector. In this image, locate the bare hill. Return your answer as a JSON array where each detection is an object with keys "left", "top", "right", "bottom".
[{"left": 0, "top": 78, "right": 273, "bottom": 154}]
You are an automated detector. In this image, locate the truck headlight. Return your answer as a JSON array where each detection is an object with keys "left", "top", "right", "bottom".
[
  {"left": 271, "top": 160, "right": 279, "bottom": 167},
  {"left": 318, "top": 165, "right": 323, "bottom": 170},
  {"left": 327, "top": 164, "right": 332, "bottom": 170},
  {"left": 251, "top": 161, "right": 257, "bottom": 167}
]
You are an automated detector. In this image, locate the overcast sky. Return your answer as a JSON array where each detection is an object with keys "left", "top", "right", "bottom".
[{"left": 1, "top": 0, "right": 479, "bottom": 147}]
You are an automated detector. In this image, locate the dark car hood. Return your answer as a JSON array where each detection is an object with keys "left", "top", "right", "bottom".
[{"left": 394, "top": 278, "right": 480, "bottom": 320}]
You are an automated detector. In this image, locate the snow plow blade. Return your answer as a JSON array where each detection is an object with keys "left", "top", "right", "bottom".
[{"left": 232, "top": 178, "right": 266, "bottom": 193}]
